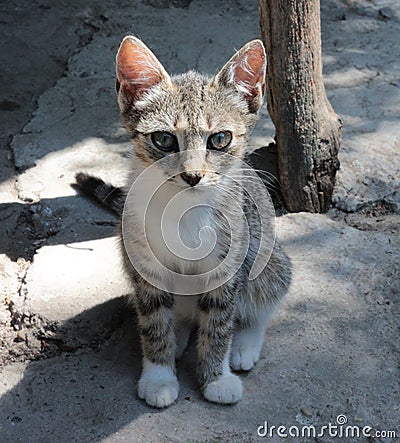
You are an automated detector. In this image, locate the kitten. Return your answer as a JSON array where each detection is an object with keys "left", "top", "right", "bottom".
[{"left": 76, "top": 36, "right": 291, "bottom": 408}]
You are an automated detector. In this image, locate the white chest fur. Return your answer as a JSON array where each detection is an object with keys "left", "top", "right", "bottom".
[
  {"left": 123, "top": 169, "right": 224, "bottom": 279},
  {"left": 144, "top": 182, "right": 221, "bottom": 275}
]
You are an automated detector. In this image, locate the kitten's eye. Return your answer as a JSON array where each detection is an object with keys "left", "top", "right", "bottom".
[
  {"left": 207, "top": 131, "right": 232, "bottom": 150},
  {"left": 151, "top": 131, "right": 178, "bottom": 152}
]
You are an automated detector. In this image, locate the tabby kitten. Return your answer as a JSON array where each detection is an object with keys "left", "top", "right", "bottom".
[{"left": 81, "top": 36, "right": 291, "bottom": 408}]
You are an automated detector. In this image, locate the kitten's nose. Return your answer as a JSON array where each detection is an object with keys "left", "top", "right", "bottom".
[{"left": 181, "top": 172, "right": 203, "bottom": 187}]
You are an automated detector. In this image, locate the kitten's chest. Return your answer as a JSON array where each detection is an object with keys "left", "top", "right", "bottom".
[{"left": 145, "top": 187, "right": 221, "bottom": 273}]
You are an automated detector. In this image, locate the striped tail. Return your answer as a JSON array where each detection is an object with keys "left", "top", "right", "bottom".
[{"left": 74, "top": 173, "right": 125, "bottom": 215}]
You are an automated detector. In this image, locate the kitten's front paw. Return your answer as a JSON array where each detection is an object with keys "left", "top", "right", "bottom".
[
  {"left": 203, "top": 374, "right": 243, "bottom": 404},
  {"left": 138, "top": 361, "right": 179, "bottom": 408}
]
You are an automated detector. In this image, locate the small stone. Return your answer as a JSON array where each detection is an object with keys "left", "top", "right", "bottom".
[
  {"left": 300, "top": 407, "right": 312, "bottom": 417},
  {"left": 15, "top": 331, "right": 25, "bottom": 343},
  {"left": 378, "top": 7, "right": 394, "bottom": 21}
]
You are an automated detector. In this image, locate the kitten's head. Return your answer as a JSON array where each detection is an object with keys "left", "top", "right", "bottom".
[{"left": 116, "top": 36, "right": 266, "bottom": 188}]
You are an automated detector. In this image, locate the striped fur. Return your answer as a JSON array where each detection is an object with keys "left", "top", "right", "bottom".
[{"left": 76, "top": 37, "right": 291, "bottom": 408}]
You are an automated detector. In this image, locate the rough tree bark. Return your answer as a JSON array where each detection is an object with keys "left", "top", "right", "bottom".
[{"left": 258, "top": 0, "right": 342, "bottom": 212}]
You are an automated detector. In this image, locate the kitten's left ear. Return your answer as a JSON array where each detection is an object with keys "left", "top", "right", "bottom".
[{"left": 215, "top": 40, "right": 266, "bottom": 113}]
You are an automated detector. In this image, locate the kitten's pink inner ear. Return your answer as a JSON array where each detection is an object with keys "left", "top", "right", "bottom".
[
  {"left": 116, "top": 37, "right": 168, "bottom": 101},
  {"left": 235, "top": 45, "right": 266, "bottom": 97},
  {"left": 232, "top": 42, "right": 266, "bottom": 98}
]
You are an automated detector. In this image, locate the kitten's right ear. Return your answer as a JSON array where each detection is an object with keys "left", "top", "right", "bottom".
[{"left": 116, "top": 36, "right": 171, "bottom": 106}]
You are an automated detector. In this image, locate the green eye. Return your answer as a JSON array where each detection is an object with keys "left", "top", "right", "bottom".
[
  {"left": 151, "top": 131, "right": 178, "bottom": 152},
  {"left": 207, "top": 131, "right": 232, "bottom": 150}
]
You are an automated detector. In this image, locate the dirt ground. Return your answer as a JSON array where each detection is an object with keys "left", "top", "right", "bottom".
[{"left": 0, "top": 0, "right": 399, "bottom": 442}]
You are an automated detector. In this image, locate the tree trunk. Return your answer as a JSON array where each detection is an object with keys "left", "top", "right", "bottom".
[{"left": 258, "top": 0, "right": 342, "bottom": 212}]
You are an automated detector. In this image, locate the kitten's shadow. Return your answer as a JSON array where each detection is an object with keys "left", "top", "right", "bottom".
[{"left": 0, "top": 297, "right": 199, "bottom": 442}]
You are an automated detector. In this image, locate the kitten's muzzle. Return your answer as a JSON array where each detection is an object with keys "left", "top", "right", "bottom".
[{"left": 180, "top": 171, "right": 204, "bottom": 187}]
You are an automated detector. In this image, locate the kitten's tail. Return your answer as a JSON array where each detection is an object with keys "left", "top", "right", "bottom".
[{"left": 74, "top": 173, "right": 124, "bottom": 215}]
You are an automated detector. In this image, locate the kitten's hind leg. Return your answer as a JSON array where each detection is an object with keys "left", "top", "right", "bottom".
[
  {"left": 230, "top": 306, "right": 273, "bottom": 372},
  {"left": 231, "top": 242, "right": 291, "bottom": 371}
]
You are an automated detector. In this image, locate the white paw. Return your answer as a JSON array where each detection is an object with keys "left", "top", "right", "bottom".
[
  {"left": 138, "top": 360, "right": 179, "bottom": 408},
  {"left": 203, "top": 374, "right": 243, "bottom": 404},
  {"left": 230, "top": 332, "right": 263, "bottom": 371}
]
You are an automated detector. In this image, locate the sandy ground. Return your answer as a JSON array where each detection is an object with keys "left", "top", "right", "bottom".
[{"left": 0, "top": 0, "right": 399, "bottom": 442}]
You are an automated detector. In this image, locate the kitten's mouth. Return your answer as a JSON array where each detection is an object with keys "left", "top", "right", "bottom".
[
  {"left": 168, "top": 175, "right": 208, "bottom": 189},
  {"left": 167, "top": 175, "right": 181, "bottom": 184}
]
